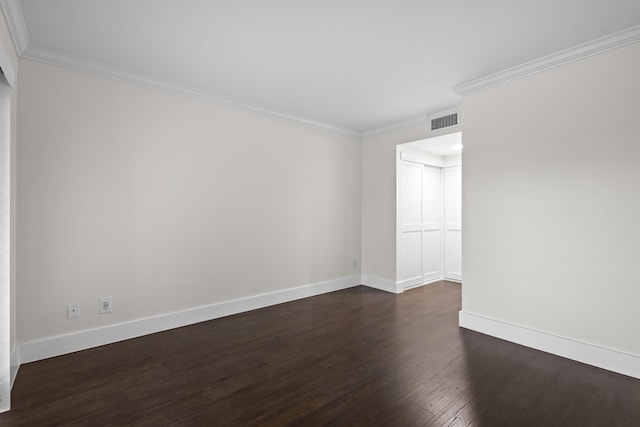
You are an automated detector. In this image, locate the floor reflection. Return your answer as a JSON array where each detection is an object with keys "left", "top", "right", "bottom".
[
  {"left": 459, "top": 328, "right": 640, "bottom": 426},
  {"left": 3, "top": 282, "right": 639, "bottom": 426}
]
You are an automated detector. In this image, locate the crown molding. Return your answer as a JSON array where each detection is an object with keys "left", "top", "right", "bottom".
[
  {"left": 361, "top": 114, "right": 428, "bottom": 139},
  {"left": 22, "top": 46, "right": 360, "bottom": 137},
  {"left": 0, "top": 0, "right": 29, "bottom": 54},
  {"left": 8, "top": 0, "right": 640, "bottom": 137},
  {"left": 453, "top": 24, "right": 640, "bottom": 96},
  {"left": 1, "top": 0, "right": 359, "bottom": 136}
]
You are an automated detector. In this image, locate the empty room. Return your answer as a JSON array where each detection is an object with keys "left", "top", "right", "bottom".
[{"left": 1, "top": 1, "right": 640, "bottom": 425}]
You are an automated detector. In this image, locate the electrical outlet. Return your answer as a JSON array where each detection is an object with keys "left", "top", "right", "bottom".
[
  {"left": 99, "top": 296, "right": 113, "bottom": 314},
  {"left": 67, "top": 304, "right": 80, "bottom": 319}
]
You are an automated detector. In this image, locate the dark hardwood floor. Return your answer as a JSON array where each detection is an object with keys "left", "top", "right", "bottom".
[{"left": 2, "top": 281, "right": 639, "bottom": 426}]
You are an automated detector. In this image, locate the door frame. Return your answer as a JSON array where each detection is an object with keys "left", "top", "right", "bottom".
[
  {"left": 0, "top": 40, "right": 16, "bottom": 413},
  {"left": 395, "top": 134, "right": 462, "bottom": 292}
]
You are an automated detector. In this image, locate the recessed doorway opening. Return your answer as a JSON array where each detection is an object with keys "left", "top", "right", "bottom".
[{"left": 396, "top": 132, "right": 462, "bottom": 292}]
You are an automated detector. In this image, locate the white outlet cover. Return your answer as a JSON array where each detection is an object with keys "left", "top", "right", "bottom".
[
  {"left": 99, "top": 296, "right": 113, "bottom": 314},
  {"left": 67, "top": 304, "right": 80, "bottom": 319}
]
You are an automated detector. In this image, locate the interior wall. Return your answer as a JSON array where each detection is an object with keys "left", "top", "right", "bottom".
[
  {"left": 0, "top": 6, "right": 18, "bottom": 372},
  {"left": 361, "top": 125, "right": 458, "bottom": 284},
  {"left": 17, "top": 58, "right": 361, "bottom": 344},
  {"left": 462, "top": 41, "right": 640, "bottom": 356}
]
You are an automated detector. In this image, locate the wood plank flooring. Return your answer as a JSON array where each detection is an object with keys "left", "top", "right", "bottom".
[{"left": 2, "top": 281, "right": 639, "bottom": 426}]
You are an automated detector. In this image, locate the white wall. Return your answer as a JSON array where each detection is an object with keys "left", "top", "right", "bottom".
[
  {"left": 462, "top": 42, "right": 640, "bottom": 357},
  {"left": 361, "top": 125, "right": 458, "bottom": 286},
  {"left": 17, "top": 59, "right": 361, "bottom": 344}
]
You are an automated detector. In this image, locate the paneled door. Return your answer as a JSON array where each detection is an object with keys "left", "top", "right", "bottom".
[
  {"left": 421, "top": 166, "right": 442, "bottom": 283},
  {"left": 398, "top": 162, "right": 442, "bottom": 289},
  {"left": 399, "top": 162, "right": 424, "bottom": 287},
  {"left": 444, "top": 166, "right": 462, "bottom": 281}
]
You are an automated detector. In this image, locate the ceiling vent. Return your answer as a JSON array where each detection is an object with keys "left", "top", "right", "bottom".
[{"left": 429, "top": 109, "right": 460, "bottom": 131}]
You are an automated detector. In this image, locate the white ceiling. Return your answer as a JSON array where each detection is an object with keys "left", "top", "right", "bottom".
[{"left": 6, "top": 0, "right": 640, "bottom": 134}]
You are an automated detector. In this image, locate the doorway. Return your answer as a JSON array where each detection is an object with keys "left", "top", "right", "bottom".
[{"left": 396, "top": 132, "right": 462, "bottom": 291}]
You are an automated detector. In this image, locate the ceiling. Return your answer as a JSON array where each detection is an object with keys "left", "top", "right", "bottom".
[{"left": 5, "top": 0, "right": 640, "bottom": 135}]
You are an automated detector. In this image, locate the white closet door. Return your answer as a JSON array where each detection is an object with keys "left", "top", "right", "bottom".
[
  {"left": 444, "top": 166, "right": 462, "bottom": 281},
  {"left": 421, "top": 166, "right": 442, "bottom": 283},
  {"left": 399, "top": 162, "right": 423, "bottom": 285}
]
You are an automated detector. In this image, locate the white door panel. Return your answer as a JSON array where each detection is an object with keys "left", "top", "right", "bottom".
[
  {"left": 421, "top": 166, "right": 442, "bottom": 284},
  {"left": 401, "top": 163, "right": 422, "bottom": 225},
  {"left": 400, "top": 231, "right": 423, "bottom": 282},
  {"left": 422, "top": 231, "right": 442, "bottom": 281},
  {"left": 399, "top": 162, "right": 424, "bottom": 284},
  {"left": 444, "top": 166, "right": 462, "bottom": 281},
  {"left": 398, "top": 161, "right": 443, "bottom": 289},
  {"left": 445, "top": 228, "right": 462, "bottom": 281},
  {"left": 422, "top": 166, "right": 441, "bottom": 223}
]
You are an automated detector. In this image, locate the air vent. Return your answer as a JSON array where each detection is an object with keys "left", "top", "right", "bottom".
[{"left": 431, "top": 112, "right": 459, "bottom": 131}]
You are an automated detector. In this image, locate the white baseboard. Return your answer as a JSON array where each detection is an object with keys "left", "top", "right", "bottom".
[
  {"left": 361, "top": 274, "right": 402, "bottom": 294},
  {"left": 423, "top": 272, "right": 441, "bottom": 283},
  {"left": 410, "top": 276, "right": 444, "bottom": 289},
  {"left": 445, "top": 272, "right": 462, "bottom": 282},
  {"left": 398, "top": 275, "right": 445, "bottom": 291},
  {"left": 10, "top": 346, "right": 19, "bottom": 389},
  {"left": 396, "top": 276, "right": 423, "bottom": 290},
  {"left": 459, "top": 310, "right": 640, "bottom": 380},
  {"left": 362, "top": 274, "right": 445, "bottom": 294},
  {"left": 19, "top": 276, "right": 360, "bottom": 364}
]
